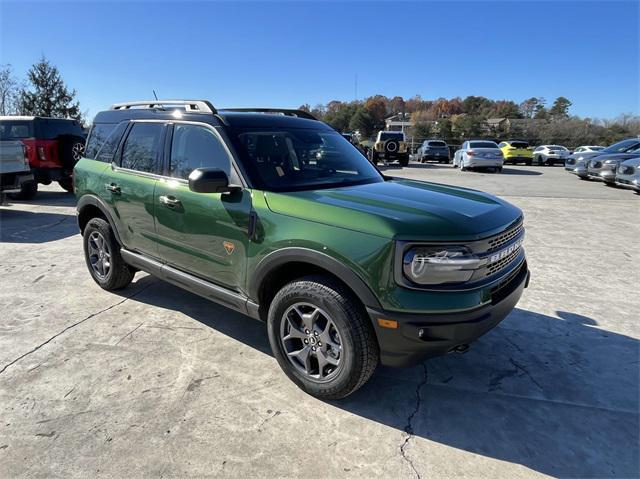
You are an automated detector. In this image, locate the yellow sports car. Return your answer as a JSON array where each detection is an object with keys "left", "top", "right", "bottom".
[{"left": 499, "top": 141, "right": 533, "bottom": 165}]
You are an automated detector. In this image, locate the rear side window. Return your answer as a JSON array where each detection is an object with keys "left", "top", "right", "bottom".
[
  {"left": 85, "top": 123, "right": 116, "bottom": 159},
  {"left": 169, "top": 124, "right": 235, "bottom": 181},
  {"left": 120, "top": 123, "right": 164, "bottom": 173},
  {"left": 95, "top": 123, "right": 128, "bottom": 163},
  {"left": 0, "top": 120, "right": 33, "bottom": 140}
]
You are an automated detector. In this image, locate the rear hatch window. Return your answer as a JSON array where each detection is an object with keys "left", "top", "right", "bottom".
[
  {"left": 0, "top": 120, "right": 33, "bottom": 140},
  {"left": 427, "top": 141, "right": 447, "bottom": 148},
  {"left": 510, "top": 141, "right": 529, "bottom": 148},
  {"left": 470, "top": 141, "right": 498, "bottom": 149},
  {"left": 380, "top": 132, "right": 404, "bottom": 141},
  {"left": 36, "top": 119, "right": 84, "bottom": 139}
]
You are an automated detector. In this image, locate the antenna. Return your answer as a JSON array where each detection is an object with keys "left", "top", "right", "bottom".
[{"left": 152, "top": 90, "right": 159, "bottom": 101}]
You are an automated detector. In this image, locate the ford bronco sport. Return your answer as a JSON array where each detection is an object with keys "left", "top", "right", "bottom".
[
  {"left": 0, "top": 116, "right": 86, "bottom": 199},
  {"left": 370, "top": 130, "right": 409, "bottom": 166},
  {"left": 75, "top": 100, "right": 530, "bottom": 399}
]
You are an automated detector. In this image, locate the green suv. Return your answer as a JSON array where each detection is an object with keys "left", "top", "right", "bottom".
[{"left": 75, "top": 100, "right": 530, "bottom": 399}]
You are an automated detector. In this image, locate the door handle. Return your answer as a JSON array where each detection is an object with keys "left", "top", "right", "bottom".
[
  {"left": 106, "top": 183, "right": 121, "bottom": 194},
  {"left": 159, "top": 195, "right": 181, "bottom": 208}
]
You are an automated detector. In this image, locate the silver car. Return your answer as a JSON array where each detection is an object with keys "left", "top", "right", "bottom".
[
  {"left": 566, "top": 138, "right": 640, "bottom": 179},
  {"left": 615, "top": 158, "right": 640, "bottom": 193},
  {"left": 453, "top": 140, "right": 504, "bottom": 172},
  {"left": 532, "top": 145, "right": 570, "bottom": 165},
  {"left": 586, "top": 148, "right": 640, "bottom": 184}
]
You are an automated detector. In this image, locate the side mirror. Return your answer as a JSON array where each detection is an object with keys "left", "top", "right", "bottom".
[{"left": 188, "top": 167, "right": 241, "bottom": 194}]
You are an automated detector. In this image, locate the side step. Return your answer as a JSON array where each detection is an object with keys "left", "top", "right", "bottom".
[{"left": 120, "top": 249, "right": 260, "bottom": 319}]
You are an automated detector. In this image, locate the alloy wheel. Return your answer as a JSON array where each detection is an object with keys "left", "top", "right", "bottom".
[
  {"left": 280, "top": 302, "right": 343, "bottom": 382},
  {"left": 88, "top": 231, "right": 111, "bottom": 279}
]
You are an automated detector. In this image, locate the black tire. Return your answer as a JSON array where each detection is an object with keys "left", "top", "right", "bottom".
[
  {"left": 267, "top": 275, "right": 379, "bottom": 400},
  {"left": 58, "top": 177, "right": 74, "bottom": 193},
  {"left": 525, "top": 159, "right": 532, "bottom": 166},
  {"left": 8, "top": 180, "right": 38, "bottom": 200},
  {"left": 497, "top": 167, "right": 503, "bottom": 173},
  {"left": 83, "top": 217, "right": 135, "bottom": 290},
  {"left": 399, "top": 155, "right": 409, "bottom": 167},
  {"left": 579, "top": 175, "right": 590, "bottom": 181}
]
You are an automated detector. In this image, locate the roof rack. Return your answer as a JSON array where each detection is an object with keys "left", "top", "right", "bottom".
[
  {"left": 110, "top": 100, "right": 216, "bottom": 114},
  {"left": 220, "top": 108, "right": 317, "bottom": 121}
]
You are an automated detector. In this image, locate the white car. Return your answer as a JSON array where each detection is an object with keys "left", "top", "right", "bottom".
[
  {"left": 573, "top": 145, "right": 605, "bottom": 154},
  {"left": 532, "top": 145, "right": 570, "bottom": 166},
  {"left": 453, "top": 140, "right": 504, "bottom": 172}
]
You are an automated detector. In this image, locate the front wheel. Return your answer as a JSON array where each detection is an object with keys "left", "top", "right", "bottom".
[{"left": 267, "top": 276, "right": 379, "bottom": 400}]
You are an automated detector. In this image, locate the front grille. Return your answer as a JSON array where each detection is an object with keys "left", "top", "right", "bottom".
[
  {"left": 566, "top": 158, "right": 576, "bottom": 165},
  {"left": 486, "top": 247, "right": 521, "bottom": 277},
  {"left": 487, "top": 223, "right": 524, "bottom": 253}
]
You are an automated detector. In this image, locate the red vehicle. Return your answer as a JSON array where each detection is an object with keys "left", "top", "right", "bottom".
[{"left": 0, "top": 116, "right": 86, "bottom": 199}]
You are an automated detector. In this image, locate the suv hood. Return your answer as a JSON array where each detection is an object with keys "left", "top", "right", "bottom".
[
  {"left": 264, "top": 179, "right": 522, "bottom": 240},
  {"left": 598, "top": 152, "right": 640, "bottom": 162}
]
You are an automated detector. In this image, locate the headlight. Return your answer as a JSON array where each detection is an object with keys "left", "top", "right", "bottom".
[{"left": 403, "top": 246, "right": 481, "bottom": 285}]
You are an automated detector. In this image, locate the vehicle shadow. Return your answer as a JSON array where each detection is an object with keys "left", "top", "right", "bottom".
[
  {"left": 0, "top": 209, "right": 78, "bottom": 243},
  {"left": 121, "top": 276, "right": 638, "bottom": 477},
  {"left": 10, "top": 190, "right": 77, "bottom": 207},
  {"left": 500, "top": 167, "right": 543, "bottom": 176}
]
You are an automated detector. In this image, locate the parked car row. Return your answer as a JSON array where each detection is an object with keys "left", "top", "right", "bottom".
[
  {"left": 565, "top": 137, "right": 640, "bottom": 194},
  {"left": 0, "top": 116, "right": 86, "bottom": 199}
]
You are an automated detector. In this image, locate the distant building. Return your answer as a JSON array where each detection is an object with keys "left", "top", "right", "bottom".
[{"left": 385, "top": 114, "right": 413, "bottom": 131}]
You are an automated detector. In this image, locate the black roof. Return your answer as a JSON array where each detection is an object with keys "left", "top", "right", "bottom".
[{"left": 92, "top": 103, "right": 329, "bottom": 130}]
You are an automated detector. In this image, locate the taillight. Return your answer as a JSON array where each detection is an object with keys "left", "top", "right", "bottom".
[
  {"left": 37, "top": 146, "right": 46, "bottom": 161},
  {"left": 467, "top": 150, "right": 475, "bottom": 156}
]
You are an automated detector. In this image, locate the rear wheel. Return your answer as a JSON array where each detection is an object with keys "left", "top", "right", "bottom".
[
  {"left": 83, "top": 218, "right": 135, "bottom": 290},
  {"left": 267, "top": 275, "right": 379, "bottom": 399},
  {"left": 8, "top": 180, "right": 38, "bottom": 200},
  {"left": 399, "top": 155, "right": 409, "bottom": 167}
]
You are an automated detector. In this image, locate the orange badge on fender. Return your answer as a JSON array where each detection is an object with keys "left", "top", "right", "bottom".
[{"left": 223, "top": 241, "right": 235, "bottom": 255}]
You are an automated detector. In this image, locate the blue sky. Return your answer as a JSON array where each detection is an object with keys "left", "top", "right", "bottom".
[{"left": 1, "top": 1, "right": 638, "bottom": 120}]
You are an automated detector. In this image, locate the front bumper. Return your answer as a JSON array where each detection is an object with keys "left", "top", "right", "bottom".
[
  {"left": 615, "top": 177, "right": 640, "bottom": 191},
  {"left": 368, "top": 261, "right": 530, "bottom": 367}
]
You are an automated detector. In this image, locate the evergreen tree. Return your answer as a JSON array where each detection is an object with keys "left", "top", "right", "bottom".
[{"left": 20, "top": 56, "right": 82, "bottom": 121}]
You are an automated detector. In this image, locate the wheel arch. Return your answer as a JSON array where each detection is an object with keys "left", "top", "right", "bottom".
[
  {"left": 250, "top": 248, "right": 382, "bottom": 321},
  {"left": 77, "top": 195, "right": 123, "bottom": 245}
]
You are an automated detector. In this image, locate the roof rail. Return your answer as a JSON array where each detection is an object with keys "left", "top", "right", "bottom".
[
  {"left": 110, "top": 100, "right": 217, "bottom": 114},
  {"left": 220, "top": 108, "right": 317, "bottom": 121}
]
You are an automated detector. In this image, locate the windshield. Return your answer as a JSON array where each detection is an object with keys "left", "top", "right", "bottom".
[
  {"left": 228, "top": 128, "right": 383, "bottom": 192},
  {"left": 380, "top": 132, "right": 404, "bottom": 141},
  {"left": 603, "top": 139, "right": 640, "bottom": 153},
  {"left": 470, "top": 141, "right": 498, "bottom": 149},
  {"left": 0, "top": 120, "right": 33, "bottom": 140}
]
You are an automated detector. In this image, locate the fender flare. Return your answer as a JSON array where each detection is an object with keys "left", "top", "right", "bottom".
[
  {"left": 249, "top": 247, "right": 382, "bottom": 309},
  {"left": 76, "top": 194, "right": 123, "bottom": 245}
]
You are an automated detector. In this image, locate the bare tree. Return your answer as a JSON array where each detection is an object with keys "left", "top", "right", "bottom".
[{"left": 0, "top": 64, "right": 22, "bottom": 115}]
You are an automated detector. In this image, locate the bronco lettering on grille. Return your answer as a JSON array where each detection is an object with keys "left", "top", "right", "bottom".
[{"left": 488, "top": 237, "right": 524, "bottom": 264}]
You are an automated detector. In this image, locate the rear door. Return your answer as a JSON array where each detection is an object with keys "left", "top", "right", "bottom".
[
  {"left": 154, "top": 122, "right": 252, "bottom": 291},
  {"left": 105, "top": 121, "right": 167, "bottom": 257}
]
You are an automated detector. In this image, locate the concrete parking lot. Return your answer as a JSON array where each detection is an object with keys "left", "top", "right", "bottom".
[{"left": 1, "top": 164, "right": 638, "bottom": 478}]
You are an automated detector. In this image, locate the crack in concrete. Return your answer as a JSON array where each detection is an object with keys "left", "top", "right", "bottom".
[
  {"left": 0, "top": 283, "right": 154, "bottom": 375},
  {"left": 509, "top": 358, "right": 544, "bottom": 391},
  {"left": 399, "top": 363, "right": 428, "bottom": 479}
]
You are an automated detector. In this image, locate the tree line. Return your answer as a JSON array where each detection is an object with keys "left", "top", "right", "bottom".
[
  {"left": 299, "top": 95, "right": 640, "bottom": 147},
  {"left": 0, "top": 56, "right": 83, "bottom": 123}
]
